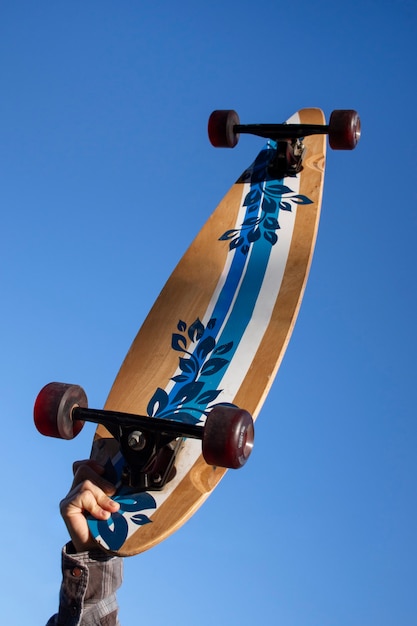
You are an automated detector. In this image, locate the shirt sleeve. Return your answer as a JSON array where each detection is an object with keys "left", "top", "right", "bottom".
[{"left": 46, "top": 543, "right": 123, "bottom": 626}]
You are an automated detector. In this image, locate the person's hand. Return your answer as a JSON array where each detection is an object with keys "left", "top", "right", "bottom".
[{"left": 60, "top": 460, "right": 120, "bottom": 553}]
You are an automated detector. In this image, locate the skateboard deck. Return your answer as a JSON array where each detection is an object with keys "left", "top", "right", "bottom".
[{"left": 86, "top": 107, "right": 327, "bottom": 556}]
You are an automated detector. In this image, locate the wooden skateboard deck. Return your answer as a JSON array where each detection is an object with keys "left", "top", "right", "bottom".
[{"left": 87, "top": 107, "right": 327, "bottom": 556}]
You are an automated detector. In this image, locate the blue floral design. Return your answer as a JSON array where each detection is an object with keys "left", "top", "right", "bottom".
[
  {"left": 220, "top": 141, "right": 313, "bottom": 254},
  {"left": 88, "top": 490, "right": 156, "bottom": 551},
  {"left": 146, "top": 318, "right": 234, "bottom": 425}
]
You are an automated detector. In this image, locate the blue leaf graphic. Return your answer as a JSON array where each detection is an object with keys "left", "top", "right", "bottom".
[
  {"left": 262, "top": 196, "right": 278, "bottom": 214},
  {"left": 213, "top": 341, "right": 233, "bottom": 355},
  {"left": 196, "top": 336, "right": 216, "bottom": 360},
  {"left": 167, "top": 410, "right": 202, "bottom": 424},
  {"left": 171, "top": 374, "right": 189, "bottom": 383},
  {"left": 219, "top": 229, "right": 239, "bottom": 241},
  {"left": 291, "top": 194, "right": 313, "bottom": 205},
  {"left": 264, "top": 217, "right": 280, "bottom": 230},
  {"left": 173, "top": 381, "right": 204, "bottom": 404},
  {"left": 172, "top": 333, "right": 187, "bottom": 351},
  {"left": 196, "top": 389, "right": 223, "bottom": 404},
  {"left": 178, "top": 356, "right": 197, "bottom": 375},
  {"left": 131, "top": 514, "right": 152, "bottom": 526},
  {"left": 90, "top": 512, "right": 129, "bottom": 551},
  {"left": 147, "top": 387, "right": 169, "bottom": 417},
  {"left": 230, "top": 237, "right": 244, "bottom": 250},
  {"left": 114, "top": 491, "right": 157, "bottom": 513},
  {"left": 242, "top": 216, "right": 260, "bottom": 227},
  {"left": 247, "top": 227, "right": 261, "bottom": 242},
  {"left": 270, "top": 184, "right": 293, "bottom": 195},
  {"left": 188, "top": 319, "right": 205, "bottom": 342},
  {"left": 264, "top": 230, "right": 278, "bottom": 245},
  {"left": 243, "top": 188, "right": 262, "bottom": 206},
  {"left": 200, "top": 357, "right": 228, "bottom": 376}
]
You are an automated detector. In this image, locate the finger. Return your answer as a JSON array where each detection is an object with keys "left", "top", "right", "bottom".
[
  {"left": 84, "top": 480, "right": 120, "bottom": 514},
  {"left": 72, "top": 459, "right": 105, "bottom": 477},
  {"left": 61, "top": 480, "right": 120, "bottom": 519},
  {"left": 71, "top": 463, "right": 117, "bottom": 496},
  {"left": 60, "top": 479, "right": 121, "bottom": 553},
  {"left": 74, "top": 487, "right": 117, "bottom": 519}
]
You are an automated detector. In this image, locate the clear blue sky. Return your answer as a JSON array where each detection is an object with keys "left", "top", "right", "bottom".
[{"left": 1, "top": 1, "right": 417, "bottom": 624}]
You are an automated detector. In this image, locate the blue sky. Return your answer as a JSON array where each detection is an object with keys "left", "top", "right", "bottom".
[{"left": 1, "top": 1, "right": 417, "bottom": 624}]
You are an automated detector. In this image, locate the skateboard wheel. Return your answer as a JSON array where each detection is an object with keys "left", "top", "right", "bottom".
[
  {"left": 208, "top": 110, "right": 240, "bottom": 148},
  {"left": 34, "top": 382, "right": 87, "bottom": 439},
  {"left": 202, "top": 405, "right": 254, "bottom": 469},
  {"left": 328, "top": 109, "right": 361, "bottom": 150}
]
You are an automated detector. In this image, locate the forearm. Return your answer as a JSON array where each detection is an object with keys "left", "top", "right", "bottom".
[{"left": 47, "top": 543, "right": 123, "bottom": 626}]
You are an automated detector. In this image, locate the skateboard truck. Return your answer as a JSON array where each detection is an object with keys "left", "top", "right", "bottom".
[
  {"left": 34, "top": 382, "right": 254, "bottom": 491},
  {"left": 208, "top": 109, "right": 361, "bottom": 176},
  {"left": 271, "top": 138, "right": 306, "bottom": 177}
]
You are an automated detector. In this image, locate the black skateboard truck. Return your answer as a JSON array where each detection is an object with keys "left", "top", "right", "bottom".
[
  {"left": 208, "top": 109, "right": 361, "bottom": 176},
  {"left": 34, "top": 382, "right": 254, "bottom": 491}
]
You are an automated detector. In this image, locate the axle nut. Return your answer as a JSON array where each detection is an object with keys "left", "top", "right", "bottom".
[{"left": 128, "top": 430, "right": 146, "bottom": 451}]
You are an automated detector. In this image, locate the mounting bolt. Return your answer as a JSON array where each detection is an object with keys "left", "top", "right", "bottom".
[
  {"left": 152, "top": 473, "right": 162, "bottom": 484},
  {"left": 128, "top": 430, "right": 146, "bottom": 451}
]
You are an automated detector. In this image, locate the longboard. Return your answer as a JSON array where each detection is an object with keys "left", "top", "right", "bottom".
[
  {"left": 89, "top": 107, "right": 325, "bottom": 555},
  {"left": 35, "top": 107, "right": 360, "bottom": 556}
]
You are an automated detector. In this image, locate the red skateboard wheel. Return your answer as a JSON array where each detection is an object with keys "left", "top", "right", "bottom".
[
  {"left": 202, "top": 405, "right": 254, "bottom": 469},
  {"left": 34, "top": 382, "right": 87, "bottom": 439},
  {"left": 328, "top": 109, "right": 361, "bottom": 150},
  {"left": 208, "top": 110, "right": 240, "bottom": 148}
]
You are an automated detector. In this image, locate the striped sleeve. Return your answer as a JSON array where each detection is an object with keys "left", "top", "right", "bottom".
[{"left": 46, "top": 543, "right": 123, "bottom": 626}]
